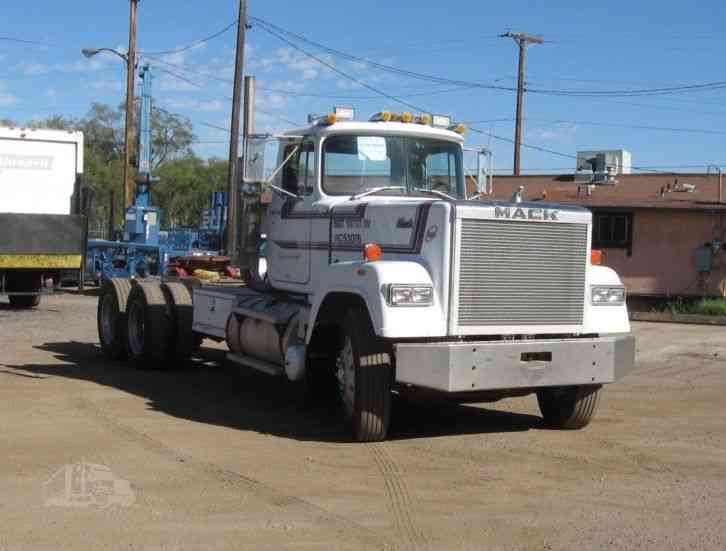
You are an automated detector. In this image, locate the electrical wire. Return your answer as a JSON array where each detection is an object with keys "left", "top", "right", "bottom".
[
  {"left": 141, "top": 19, "right": 238, "bottom": 56},
  {"left": 143, "top": 54, "right": 481, "bottom": 100},
  {"left": 251, "top": 17, "right": 726, "bottom": 99}
]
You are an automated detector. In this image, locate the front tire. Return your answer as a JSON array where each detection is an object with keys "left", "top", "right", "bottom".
[
  {"left": 537, "top": 385, "right": 601, "bottom": 429},
  {"left": 9, "top": 295, "right": 41, "bottom": 308},
  {"left": 336, "top": 306, "right": 393, "bottom": 442}
]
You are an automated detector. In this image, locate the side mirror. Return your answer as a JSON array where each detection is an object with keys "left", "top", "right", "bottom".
[
  {"left": 242, "top": 134, "right": 272, "bottom": 183},
  {"left": 463, "top": 147, "right": 492, "bottom": 198}
]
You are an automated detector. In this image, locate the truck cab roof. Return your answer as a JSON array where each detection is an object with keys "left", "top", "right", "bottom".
[{"left": 281, "top": 121, "right": 466, "bottom": 144}]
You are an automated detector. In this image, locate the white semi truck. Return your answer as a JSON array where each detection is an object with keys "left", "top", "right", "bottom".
[
  {"left": 97, "top": 109, "right": 634, "bottom": 442},
  {"left": 0, "top": 127, "right": 86, "bottom": 307}
]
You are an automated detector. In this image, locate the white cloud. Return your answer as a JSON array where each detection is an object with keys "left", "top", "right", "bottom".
[
  {"left": 21, "top": 63, "right": 51, "bottom": 75},
  {"left": 90, "top": 78, "right": 125, "bottom": 92},
  {"left": 528, "top": 122, "right": 578, "bottom": 141},
  {"left": 166, "top": 99, "right": 226, "bottom": 112},
  {"left": 61, "top": 57, "right": 107, "bottom": 73},
  {"left": 0, "top": 81, "right": 17, "bottom": 107}
]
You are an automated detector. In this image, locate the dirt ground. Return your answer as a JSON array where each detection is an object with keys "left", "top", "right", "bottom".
[{"left": 0, "top": 293, "right": 724, "bottom": 551}]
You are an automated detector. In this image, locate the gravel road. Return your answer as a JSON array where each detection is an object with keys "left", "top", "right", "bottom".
[{"left": 1, "top": 293, "right": 724, "bottom": 550}]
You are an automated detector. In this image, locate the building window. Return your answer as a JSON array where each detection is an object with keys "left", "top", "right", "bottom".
[{"left": 592, "top": 211, "right": 633, "bottom": 255}]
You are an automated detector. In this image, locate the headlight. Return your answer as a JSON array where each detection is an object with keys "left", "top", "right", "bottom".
[
  {"left": 388, "top": 284, "right": 434, "bottom": 306},
  {"left": 591, "top": 285, "right": 626, "bottom": 306}
]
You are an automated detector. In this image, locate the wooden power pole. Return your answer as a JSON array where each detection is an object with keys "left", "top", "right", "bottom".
[
  {"left": 226, "top": 0, "right": 247, "bottom": 263},
  {"left": 501, "top": 32, "right": 543, "bottom": 176},
  {"left": 123, "top": 0, "right": 139, "bottom": 209}
]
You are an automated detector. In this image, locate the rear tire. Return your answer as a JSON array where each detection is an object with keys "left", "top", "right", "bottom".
[
  {"left": 97, "top": 279, "right": 132, "bottom": 360},
  {"left": 537, "top": 385, "right": 601, "bottom": 429},
  {"left": 126, "top": 281, "right": 173, "bottom": 369},
  {"left": 9, "top": 295, "right": 41, "bottom": 308},
  {"left": 161, "top": 282, "right": 195, "bottom": 364},
  {"left": 336, "top": 305, "right": 393, "bottom": 442}
]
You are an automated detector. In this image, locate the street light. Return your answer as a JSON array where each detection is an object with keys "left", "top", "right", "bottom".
[{"left": 81, "top": 47, "right": 128, "bottom": 62}]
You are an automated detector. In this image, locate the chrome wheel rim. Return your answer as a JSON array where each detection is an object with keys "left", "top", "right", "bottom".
[
  {"left": 127, "top": 300, "right": 145, "bottom": 356},
  {"left": 336, "top": 336, "right": 355, "bottom": 417},
  {"left": 100, "top": 293, "right": 116, "bottom": 345}
]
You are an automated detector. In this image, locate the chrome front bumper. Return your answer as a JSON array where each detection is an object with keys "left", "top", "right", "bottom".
[{"left": 394, "top": 335, "right": 635, "bottom": 393}]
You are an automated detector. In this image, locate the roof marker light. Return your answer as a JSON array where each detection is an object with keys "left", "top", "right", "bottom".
[
  {"left": 399, "top": 112, "right": 414, "bottom": 123},
  {"left": 370, "top": 111, "right": 393, "bottom": 122},
  {"left": 416, "top": 113, "right": 432, "bottom": 125},
  {"left": 450, "top": 123, "right": 466, "bottom": 135}
]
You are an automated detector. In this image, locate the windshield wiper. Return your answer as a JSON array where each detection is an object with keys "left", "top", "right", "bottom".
[
  {"left": 349, "top": 186, "right": 405, "bottom": 201},
  {"left": 413, "top": 188, "right": 457, "bottom": 201}
]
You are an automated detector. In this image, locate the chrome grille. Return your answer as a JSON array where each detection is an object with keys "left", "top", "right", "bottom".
[{"left": 456, "top": 219, "right": 588, "bottom": 327}]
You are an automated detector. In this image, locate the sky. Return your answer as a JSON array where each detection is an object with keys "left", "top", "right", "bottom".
[{"left": 2, "top": 0, "right": 726, "bottom": 174}]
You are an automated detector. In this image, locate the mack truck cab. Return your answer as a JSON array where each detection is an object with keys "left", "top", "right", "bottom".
[{"left": 97, "top": 107, "right": 635, "bottom": 442}]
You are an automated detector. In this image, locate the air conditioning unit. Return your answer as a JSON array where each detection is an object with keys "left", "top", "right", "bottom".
[{"left": 575, "top": 149, "right": 631, "bottom": 184}]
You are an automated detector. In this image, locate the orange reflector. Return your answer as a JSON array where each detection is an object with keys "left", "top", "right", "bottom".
[
  {"left": 591, "top": 249, "right": 603, "bottom": 265},
  {"left": 323, "top": 113, "right": 337, "bottom": 125},
  {"left": 363, "top": 243, "right": 382, "bottom": 262}
]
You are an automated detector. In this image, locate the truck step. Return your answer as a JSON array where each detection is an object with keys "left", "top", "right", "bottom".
[{"left": 226, "top": 353, "right": 284, "bottom": 376}]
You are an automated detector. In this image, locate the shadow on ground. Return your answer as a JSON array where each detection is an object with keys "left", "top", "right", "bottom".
[{"left": 7, "top": 340, "right": 544, "bottom": 443}]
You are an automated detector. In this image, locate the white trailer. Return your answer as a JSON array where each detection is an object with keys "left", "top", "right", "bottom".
[
  {"left": 0, "top": 126, "right": 86, "bottom": 307},
  {"left": 97, "top": 109, "right": 634, "bottom": 442}
]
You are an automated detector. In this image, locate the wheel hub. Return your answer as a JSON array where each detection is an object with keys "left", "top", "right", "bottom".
[
  {"left": 127, "top": 301, "right": 145, "bottom": 356},
  {"left": 336, "top": 337, "right": 355, "bottom": 417}
]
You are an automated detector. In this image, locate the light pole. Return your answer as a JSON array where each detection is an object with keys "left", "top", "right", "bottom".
[{"left": 82, "top": 0, "right": 139, "bottom": 214}]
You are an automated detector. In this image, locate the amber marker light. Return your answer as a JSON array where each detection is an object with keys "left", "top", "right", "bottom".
[
  {"left": 591, "top": 249, "right": 603, "bottom": 265},
  {"left": 363, "top": 243, "right": 383, "bottom": 262}
]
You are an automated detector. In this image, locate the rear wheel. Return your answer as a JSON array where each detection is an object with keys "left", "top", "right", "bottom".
[
  {"left": 9, "top": 295, "right": 41, "bottom": 308},
  {"left": 336, "top": 305, "right": 393, "bottom": 442},
  {"left": 537, "top": 385, "right": 601, "bottom": 429},
  {"left": 97, "top": 279, "right": 132, "bottom": 360},
  {"left": 126, "top": 281, "right": 173, "bottom": 369},
  {"left": 161, "top": 282, "right": 195, "bottom": 364}
]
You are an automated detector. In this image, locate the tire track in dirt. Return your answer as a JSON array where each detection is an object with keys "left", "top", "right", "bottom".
[
  {"left": 367, "top": 443, "right": 429, "bottom": 550},
  {"left": 75, "top": 396, "right": 388, "bottom": 550}
]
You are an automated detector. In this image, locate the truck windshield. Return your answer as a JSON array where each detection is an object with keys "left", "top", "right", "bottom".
[{"left": 322, "top": 134, "right": 464, "bottom": 199}]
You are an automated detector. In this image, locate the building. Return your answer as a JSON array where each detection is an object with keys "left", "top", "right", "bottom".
[{"left": 487, "top": 172, "right": 726, "bottom": 297}]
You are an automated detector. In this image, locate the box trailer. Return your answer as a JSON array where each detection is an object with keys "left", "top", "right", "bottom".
[{"left": 0, "top": 127, "right": 86, "bottom": 307}]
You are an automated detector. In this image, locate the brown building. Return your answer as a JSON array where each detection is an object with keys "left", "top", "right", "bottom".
[{"left": 488, "top": 173, "right": 726, "bottom": 297}]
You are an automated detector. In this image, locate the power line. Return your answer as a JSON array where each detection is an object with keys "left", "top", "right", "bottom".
[
  {"left": 250, "top": 17, "right": 726, "bottom": 99},
  {"left": 141, "top": 19, "right": 238, "bottom": 56},
  {"left": 148, "top": 65, "right": 301, "bottom": 128},
  {"left": 466, "top": 117, "right": 726, "bottom": 136},
  {"left": 0, "top": 36, "right": 55, "bottom": 47},
  {"left": 143, "top": 54, "right": 480, "bottom": 100}
]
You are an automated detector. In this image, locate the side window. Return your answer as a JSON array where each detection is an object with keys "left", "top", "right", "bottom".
[
  {"left": 281, "top": 142, "right": 315, "bottom": 196},
  {"left": 297, "top": 142, "right": 315, "bottom": 196}
]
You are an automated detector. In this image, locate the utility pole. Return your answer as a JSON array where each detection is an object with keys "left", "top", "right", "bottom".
[
  {"left": 501, "top": 32, "right": 543, "bottom": 176},
  {"left": 123, "top": 0, "right": 139, "bottom": 209},
  {"left": 226, "top": 0, "right": 247, "bottom": 263}
]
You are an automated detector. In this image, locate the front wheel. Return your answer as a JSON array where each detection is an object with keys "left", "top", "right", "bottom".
[
  {"left": 9, "top": 295, "right": 41, "bottom": 308},
  {"left": 336, "top": 305, "right": 393, "bottom": 442},
  {"left": 537, "top": 385, "right": 601, "bottom": 429}
]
